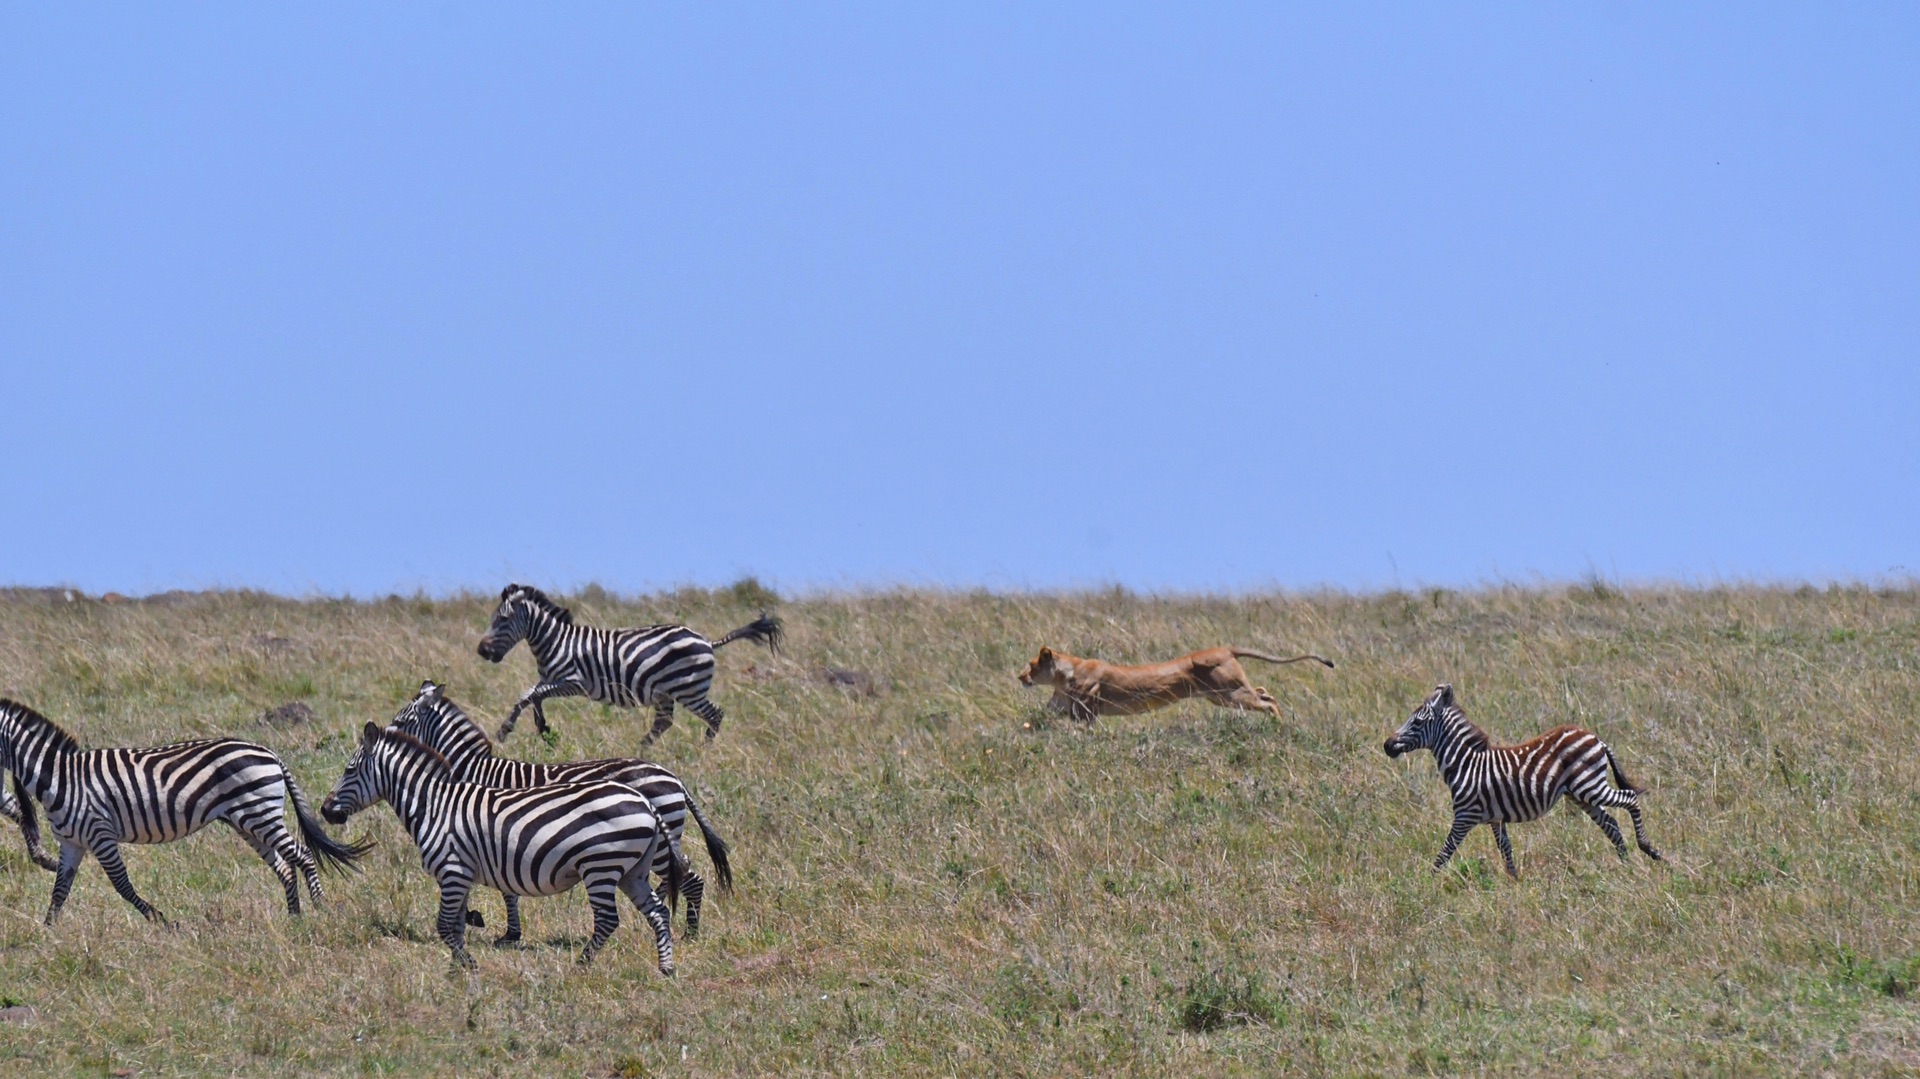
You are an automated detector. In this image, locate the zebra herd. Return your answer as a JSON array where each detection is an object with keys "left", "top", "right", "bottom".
[
  {"left": 0, "top": 584, "right": 779, "bottom": 973},
  {"left": 0, "top": 582, "right": 1665, "bottom": 976}
]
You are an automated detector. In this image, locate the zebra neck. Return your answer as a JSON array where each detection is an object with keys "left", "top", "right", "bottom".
[
  {"left": 381, "top": 769, "right": 452, "bottom": 845},
  {"left": 0, "top": 724, "right": 76, "bottom": 806},
  {"left": 1432, "top": 717, "right": 1492, "bottom": 795},
  {"left": 523, "top": 612, "right": 576, "bottom": 677}
]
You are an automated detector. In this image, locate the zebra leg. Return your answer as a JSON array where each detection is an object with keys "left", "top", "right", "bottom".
[
  {"left": 619, "top": 869, "right": 676, "bottom": 976},
  {"left": 680, "top": 870, "right": 707, "bottom": 939},
  {"left": 1578, "top": 800, "right": 1632, "bottom": 859},
  {"left": 497, "top": 698, "right": 528, "bottom": 740},
  {"left": 436, "top": 876, "right": 478, "bottom": 970},
  {"left": 1623, "top": 799, "right": 1664, "bottom": 861},
  {"left": 499, "top": 681, "right": 581, "bottom": 740},
  {"left": 92, "top": 840, "right": 166, "bottom": 925},
  {"left": 578, "top": 876, "right": 623, "bottom": 965},
  {"left": 685, "top": 697, "right": 726, "bottom": 741},
  {"left": 226, "top": 819, "right": 304, "bottom": 914},
  {"left": 44, "top": 839, "right": 86, "bottom": 925},
  {"left": 1490, "top": 822, "right": 1519, "bottom": 879},
  {"left": 643, "top": 699, "right": 676, "bottom": 745},
  {"left": 494, "top": 894, "right": 523, "bottom": 946},
  {"left": 1432, "top": 815, "right": 1475, "bottom": 872}
]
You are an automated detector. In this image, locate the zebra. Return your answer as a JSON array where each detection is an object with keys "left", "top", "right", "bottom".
[
  {"left": 0, "top": 699, "right": 370, "bottom": 925},
  {"left": 387, "top": 680, "right": 733, "bottom": 940},
  {"left": 1383, "top": 684, "right": 1663, "bottom": 879},
  {"left": 321, "top": 722, "right": 681, "bottom": 973},
  {"left": 478, "top": 584, "right": 782, "bottom": 744}
]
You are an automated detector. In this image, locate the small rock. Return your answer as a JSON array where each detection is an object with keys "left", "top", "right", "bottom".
[
  {"left": 259, "top": 702, "right": 315, "bottom": 727},
  {"left": 0, "top": 1004, "right": 36, "bottom": 1025}
]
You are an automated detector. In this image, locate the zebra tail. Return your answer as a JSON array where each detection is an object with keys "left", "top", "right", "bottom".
[
  {"left": 12, "top": 776, "right": 58, "bottom": 872},
  {"left": 686, "top": 793, "right": 734, "bottom": 893},
  {"left": 656, "top": 826, "right": 686, "bottom": 915},
  {"left": 710, "top": 612, "right": 783, "bottom": 657},
  {"left": 286, "top": 772, "right": 376, "bottom": 873},
  {"left": 1605, "top": 747, "right": 1642, "bottom": 796}
]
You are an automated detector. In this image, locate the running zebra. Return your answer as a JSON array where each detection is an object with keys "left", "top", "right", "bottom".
[
  {"left": 388, "top": 680, "right": 733, "bottom": 939},
  {"left": 0, "top": 699, "right": 369, "bottom": 924},
  {"left": 321, "top": 722, "right": 681, "bottom": 972},
  {"left": 1383, "top": 684, "right": 1663, "bottom": 879},
  {"left": 479, "top": 584, "right": 782, "bottom": 743}
]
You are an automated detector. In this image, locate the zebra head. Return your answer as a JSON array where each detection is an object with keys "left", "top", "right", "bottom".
[
  {"left": 321, "top": 723, "right": 388, "bottom": 824},
  {"left": 478, "top": 584, "right": 571, "bottom": 662},
  {"left": 1385, "top": 684, "right": 1456, "bottom": 758},
  {"left": 388, "top": 680, "right": 486, "bottom": 758}
]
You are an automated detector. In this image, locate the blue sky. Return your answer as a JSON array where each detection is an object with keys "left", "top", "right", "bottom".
[{"left": 2, "top": 5, "right": 1914, "bottom": 596}]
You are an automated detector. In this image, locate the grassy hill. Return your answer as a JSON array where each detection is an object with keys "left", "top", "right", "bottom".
[{"left": 0, "top": 582, "right": 1916, "bottom": 1075}]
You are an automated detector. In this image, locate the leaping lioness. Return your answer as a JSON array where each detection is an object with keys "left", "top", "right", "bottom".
[{"left": 1018, "top": 645, "right": 1333, "bottom": 722}]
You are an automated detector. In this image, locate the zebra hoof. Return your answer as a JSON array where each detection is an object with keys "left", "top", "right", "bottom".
[
  {"left": 464, "top": 910, "right": 486, "bottom": 928},
  {"left": 660, "top": 963, "right": 676, "bottom": 978},
  {"left": 492, "top": 932, "right": 522, "bottom": 948},
  {"left": 450, "top": 949, "right": 478, "bottom": 972}
]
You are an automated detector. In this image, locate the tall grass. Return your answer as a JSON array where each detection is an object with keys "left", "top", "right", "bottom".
[{"left": 0, "top": 583, "right": 1915, "bottom": 1074}]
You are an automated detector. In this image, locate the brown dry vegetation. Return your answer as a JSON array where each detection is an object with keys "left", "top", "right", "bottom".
[{"left": 0, "top": 582, "right": 1917, "bottom": 1076}]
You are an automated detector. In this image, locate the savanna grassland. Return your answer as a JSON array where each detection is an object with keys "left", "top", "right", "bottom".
[{"left": 0, "top": 582, "right": 1919, "bottom": 1076}]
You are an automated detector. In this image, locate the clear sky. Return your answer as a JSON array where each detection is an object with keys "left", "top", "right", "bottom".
[{"left": 2, "top": 5, "right": 1913, "bottom": 596}]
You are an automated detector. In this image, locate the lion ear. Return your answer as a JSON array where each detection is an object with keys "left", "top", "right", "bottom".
[{"left": 1037, "top": 647, "right": 1052, "bottom": 660}]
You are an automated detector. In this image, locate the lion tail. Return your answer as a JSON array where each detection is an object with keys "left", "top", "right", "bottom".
[{"left": 1232, "top": 650, "right": 1334, "bottom": 669}]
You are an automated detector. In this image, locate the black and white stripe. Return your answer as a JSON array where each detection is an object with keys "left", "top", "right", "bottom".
[
  {"left": 321, "top": 722, "right": 681, "bottom": 972},
  {"left": 1383, "top": 684, "right": 1663, "bottom": 878},
  {"left": 0, "top": 699, "right": 369, "bottom": 924},
  {"left": 388, "top": 680, "right": 733, "bottom": 940},
  {"left": 0, "top": 779, "right": 61, "bottom": 870},
  {"left": 479, "top": 584, "right": 781, "bottom": 744}
]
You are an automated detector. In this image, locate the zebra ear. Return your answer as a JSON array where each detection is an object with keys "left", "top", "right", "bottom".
[
  {"left": 419, "top": 680, "right": 443, "bottom": 700},
  {"left": 362, "top": 721, "right": 382, "bottom": 743},
  {"left": 1433, "top": 684, "right": 1454, "bottom": 707}
]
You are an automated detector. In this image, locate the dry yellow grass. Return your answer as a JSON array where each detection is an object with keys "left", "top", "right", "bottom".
[{"left": 0, "top": 581, "right": 1916, "bottom": 1075}]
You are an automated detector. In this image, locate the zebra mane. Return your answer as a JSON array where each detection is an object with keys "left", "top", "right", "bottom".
[
  {"left": 374, "top": 726, "right": 454, "bottom": 778},
  {"left": 1439, "top": 705, "right": 1492, "bottom": 751},
  {"left": 0, "top": 699, "right": 81, "bottom": 756},
  {"left": 504, "top": 583, "right": 573, "bottom": 626},
  {"left": 407, "top": 689, "right": 494, "bottom": 746}
]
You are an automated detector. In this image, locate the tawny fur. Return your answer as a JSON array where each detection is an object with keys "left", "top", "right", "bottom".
[{"left": 1017, "top": 646, "right": 1333, "bottom": 722}]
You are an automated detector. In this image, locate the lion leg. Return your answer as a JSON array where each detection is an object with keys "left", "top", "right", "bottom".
[{"left": 1217, "top": 685, "right": 1282, "bottom": 716}]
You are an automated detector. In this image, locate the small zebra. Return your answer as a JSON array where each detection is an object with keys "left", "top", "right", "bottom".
[
  {"left": 1383, "top": 684, "right": 1663, "bottom": 879},
  {"left": 479, "top": 584, "right": 782, "bottom": 744},
  {"left": 389, "top": 680, "right": 733, "bottom": 940},
  {"left": 321, "top": 722, "right": 681, "bottom": 972},
  {"left": 0, "top": 699, "right": 369, "bottom": 924}
]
